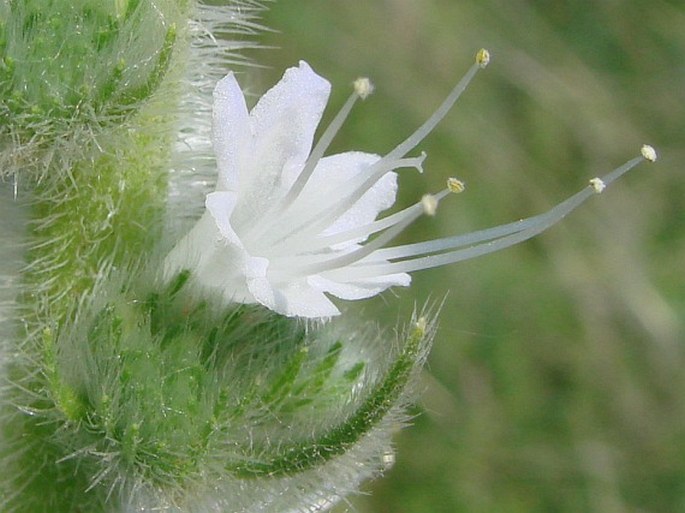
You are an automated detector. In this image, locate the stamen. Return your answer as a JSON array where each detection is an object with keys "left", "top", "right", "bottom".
[
  {"left": 383, "top": 48, "right": 490, "bottom": 163},
  {"left": 302, "top": 186, "right": 454, "bottom": 252},
  {"left": 285, "top": 98, "right": 358, "bottom": 202},
  {"left": 447, "top": 177, "right": 466, "bottom": 193},
  {"left": 293, "top": 187, "right": 456, "bottom": 274},
  {"left": 641, "top": 144, "right": 657, "bottom": 163},
  {"left": 269, "top": 50, "right": 489, "bottom": 251},
  {"left": 373, "top": 215, "right": 547, "bottom": 261},
  {"left": 372, "top": 191, "right": 584, "bottom": 261},
  {"left": 476, "top": 48, "right": 491, "bottom": 68},
  {"left": 421, "top": 194, "right": 438, "bottom": 216},
  {"left": 246, "top": 83, "right": 368, "bottom": 246},
  {"left": 354, "top": 77, "right": 374, "bottom": 100},
  {"left": 313, "top": 151, "right": 427, "bottom": 216},
  {"left": 589, "top": 177, "right": 606, "bottom": 193},
  {"left": 326, "top": 147, "right": 652, "bottom": 281},
  {"left": 283, "top": 83, "right": 369, "bottom": 208},
  {"left": 269, "top": 153, "right": 427, "bottom": 249},
  {"left": 295, "top": 207, "right": 424, "bottom": 275}
]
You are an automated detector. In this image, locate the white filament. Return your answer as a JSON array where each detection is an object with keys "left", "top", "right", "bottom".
[
  {"left": 324, "top": 155, "right": 650, "bottom": 281},
  {"left": 269, "top": 54, "right": 486, "bottom": 250},
  {"left": 168, "top": 50, "right": 654, "bottom": 319}
]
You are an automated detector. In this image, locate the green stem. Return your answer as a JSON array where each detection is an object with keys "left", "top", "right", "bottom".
[{"left": 25, "top": 110, "right": 172, "bottom": 320}]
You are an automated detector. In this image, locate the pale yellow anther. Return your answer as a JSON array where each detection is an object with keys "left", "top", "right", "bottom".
[
  {"left": 447, "top": 177, "right": 466, "bottom": 193},
  {"left": 589, "top": 177, "right": 606, "bottom": 193},
  {"left": 421, "top": 194, "right": 439, "bottom": 216},
  {"left": 476, "top": 48, "right": 490, "bottom": 69},
  {"left": 641, "top": 144, "right": 657, "bottom": 163},
  {"left": 353, "top": 77, "right": 374, "bottom": 100},
  {"left": 415, "top": 316, "right": 428, "bottom": 334}
]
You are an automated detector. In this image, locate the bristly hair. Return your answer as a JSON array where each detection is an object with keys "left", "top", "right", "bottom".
[
  {"left": 0, "top": 0, "right": 190, "bottom": 182},
  {"left": 168, "top": 1, "right": 270, "bottom": 238}
]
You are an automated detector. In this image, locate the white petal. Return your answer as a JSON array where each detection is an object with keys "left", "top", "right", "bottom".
[
  {"left": 212, "top": 73, "right": 251, "bottom": 191},
  {"left": 164, "top": 211, "right": 255, "bottom": 305},
  {"left": 205, "top": 191, "right": 243, "bottom": 248},
  {"left": 250, "top": 275, "right": 341, "bottom": 318},
  {"left": 164, "top": 212, "right": 218, "bottom": 278},
  {"left": 243, "top": 256, "right": 275, "bottom": 306},
  {"left": 197, "top": 243, "right": 253, "bottom": 304},
  {"left": 200, "top": 192, "right": 258, "bottom": 303},
  {"left": 308, "top": 152, "right": 397, "bottom": 242},
  {"left": 250, "top": 62, "right": 331, "bottom": 186},
  {"left": 230, "top": 62, "right": 331, "bottom": 227},
  {"left": 311, "top": 272, "right": 411, "bottom": 301},
  {"left": 277, "top": 151, "right": 396, "bottom": 249}
]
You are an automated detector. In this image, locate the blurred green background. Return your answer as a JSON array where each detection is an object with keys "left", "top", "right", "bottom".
[{"left": 252, "top": 2, "right": 684, "bottom": 512}]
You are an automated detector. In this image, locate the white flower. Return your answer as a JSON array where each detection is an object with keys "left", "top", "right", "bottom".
[{"left": 165, "top": 50, "right": 655, "bottom": 318}]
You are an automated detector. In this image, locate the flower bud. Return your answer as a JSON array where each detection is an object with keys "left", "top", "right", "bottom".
[
  {"left": 2, "top": 265, "right": 434, "bottom": 511},
  {"left": 0, "top": 0, "right": 187, "bottom": 177}
]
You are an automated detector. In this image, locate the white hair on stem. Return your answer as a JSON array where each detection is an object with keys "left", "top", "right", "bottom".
[{"left": 168, "top": 0, "right": 269, "bottom": 236}]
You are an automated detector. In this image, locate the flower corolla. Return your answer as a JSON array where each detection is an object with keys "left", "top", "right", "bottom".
[{"left": 165, "top": 51, "right": 655, "bottom": 318}]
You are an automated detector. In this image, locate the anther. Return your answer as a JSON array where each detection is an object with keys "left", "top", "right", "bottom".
[
  {"left": 589, "top": 177, "right": 606, "bottom": 193},
  {"left": 476, "top": 48, "right": 491, "bottom": 69},
  {"left": 447, "top": 177, "right": 466, "bottom": 193},
  {"left": 641, "top": 144, "right": 657, "bottom": 163},
  {"left": 354, "top": 77, "right": 374, "bottom": 100}
]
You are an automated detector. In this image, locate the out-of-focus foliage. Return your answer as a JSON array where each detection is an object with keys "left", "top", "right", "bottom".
[{"left": 258, "top": 1, "right": 685, "bottom": 512}]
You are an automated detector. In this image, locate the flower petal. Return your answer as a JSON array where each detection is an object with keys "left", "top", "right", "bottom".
[
  {"left": 243, "top": 256, "right": 275, "bottom": 304},
  {"left": 205, "top": 191, "right": 244, "bottom": 248},
  {"left": 311, "top": 271, "right": 411, "bottom": 301},
  {"left": 212, "top": 73, "right": 251, "bottom": 191},
  {"left": 308, "top": 152, "right": 397, "bottom": 243},
  {"left": 230, "top": 62, "right": 331, "bottom": 227},
  {"left": 250, "top": 61, "right": 331, "bottom": 187},
  {"left": 249, "top": 275, "right": 341, "bottom": 318},
  {"left": 164, "top": 212, "right": 217, "bottom": 278},
  {"left": 164, "top": 211, "right": 255, "bottom": 305},
  {"left": 270, "top": 152, "right": 395, "bottom": 252}
]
